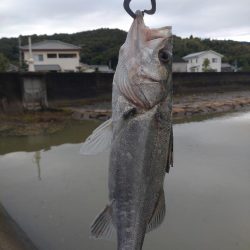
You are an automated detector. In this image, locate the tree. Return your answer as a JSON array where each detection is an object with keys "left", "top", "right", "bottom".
[
  {"left": 202, "top": 58, "right": 210, "bottom": 72},
  {"left": 0, "top": 53, "right": 9, "bottom": 72}
]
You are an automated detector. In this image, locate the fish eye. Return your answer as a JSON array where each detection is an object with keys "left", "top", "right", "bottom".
[{"left": 159, "top": 49, "right": 170, "bottom": 64}]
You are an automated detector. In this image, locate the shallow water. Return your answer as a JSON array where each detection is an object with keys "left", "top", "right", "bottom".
[{"left": 0, "top": 112, "right": 250, "bottom": 250}]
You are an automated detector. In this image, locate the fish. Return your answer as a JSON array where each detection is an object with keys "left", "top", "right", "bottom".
[{"left": 80, "top": 10, "right": 173, "bottom": 250}]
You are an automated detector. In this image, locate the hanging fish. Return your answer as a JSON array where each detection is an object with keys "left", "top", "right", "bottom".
[{"left": 81, "top": 2, "right": 173, "bottom": 249}]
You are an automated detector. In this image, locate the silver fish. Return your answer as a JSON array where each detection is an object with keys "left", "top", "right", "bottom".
[{"left": 81, "top": 11, "right": 173, "bottom": 250}]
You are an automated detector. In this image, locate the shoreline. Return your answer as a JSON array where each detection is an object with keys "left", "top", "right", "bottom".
[
  {"left": 70, "top": 90, "right": 250, "bottom": 121},
  {"left": 0, "top": 90, "right": 250, "bottom": 137}
]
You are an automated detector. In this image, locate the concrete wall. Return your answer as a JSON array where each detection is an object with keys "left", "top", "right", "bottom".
[
  {"left": 22, "top": 74, "right": 48, "bottom": 110},
  {"left": 0, "top": 73, "right": 23, "bottom": 112},
  {"left": 0, "top": 72, "right": 250, "bottom": 111},
  {"left": 173, "top": 72, "right": 250, "bottom": 93},
  {"left": 46, "top": 73, "right": 113, "bottom": 101}
]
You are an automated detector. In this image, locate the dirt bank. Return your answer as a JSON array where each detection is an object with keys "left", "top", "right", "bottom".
[
  {"left": 70, "top": 90, "right": 250, "bottom": 121},
  {"left": 0, "top": 109, "right": 73, "bottom": 137},
  {"left": 0, "top": 204, "right": 37, "bottom": 250}
]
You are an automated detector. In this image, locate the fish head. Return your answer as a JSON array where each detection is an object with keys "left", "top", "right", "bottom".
[{"left": 116, "top": 11, "right": 172, "bottom": 109}]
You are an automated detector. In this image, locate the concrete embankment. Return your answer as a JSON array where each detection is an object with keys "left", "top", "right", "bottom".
[
  {"left": 1, "top": 72, "right": 250, "bottom": 113},
  {"left": 0, "top": 204, "right": 37, "bottom": 250}
]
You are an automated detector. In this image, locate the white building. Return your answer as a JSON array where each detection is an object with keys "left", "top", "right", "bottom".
[
  {"left": 172, "top": 62, "right": 187, "bottom": 72},
  {"left": 21, "top": 40, "right": 81, "bottom": 72},
  {"left": 183, "top": 50, "right": 223, "bottom": 72}
]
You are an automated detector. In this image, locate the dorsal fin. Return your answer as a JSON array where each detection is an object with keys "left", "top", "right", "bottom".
[{"left": 166, "top": 125, "right": 173, "bottom": 173}]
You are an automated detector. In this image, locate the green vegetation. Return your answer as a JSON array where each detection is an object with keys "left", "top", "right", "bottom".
[
  {"left": 0, "top": 53, "right": 9, "bottom": 72},
  {"left": 202, "top": 58, "right": 216, "bottom": 72},
  {"left": 0, "top": 30, "right": 250, "bottom": 71},
  {"left": 202, "top": 58, "right": 210, "bottom": 71}
]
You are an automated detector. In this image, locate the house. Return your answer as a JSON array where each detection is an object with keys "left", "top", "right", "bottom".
[
  {"left": 172, "top": 60, "right": 187, "bottom": 72},
  {"left": 183, "top": 50, "right": 223, "bottom": 72},
  {"left": 89, "top": 65, "right": 114, "bottom": 73},
  {"left": 21, "top": 40, "right": 81, "bottom": 72},
  {"left": 6, "top": 64, "right": 18, "bottom": 72},
  {"left": 221, "top": 63, "right": 239, "bottom": 72},
  {"left": 80, "top": 64, "right": 114, "bottom": 73}
]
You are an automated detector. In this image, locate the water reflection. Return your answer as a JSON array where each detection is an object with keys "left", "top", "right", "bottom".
[
  {"left": 0, "top": 120, "right": 101, "bottom": 155},
  {"left": 33, "top": 151, "right": 42, "bottom": 181},
  {"left": 0, "top": 112, "right": 249, "bottom": 250}
]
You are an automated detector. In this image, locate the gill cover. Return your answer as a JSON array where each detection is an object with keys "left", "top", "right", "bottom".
[{"left": 115, "top": 12, "right": 172, "bottom": 109}]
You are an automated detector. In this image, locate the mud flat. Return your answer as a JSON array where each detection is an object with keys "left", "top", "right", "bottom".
[{"left": 0, "top": 204, "right": 37, "bottom": 250}]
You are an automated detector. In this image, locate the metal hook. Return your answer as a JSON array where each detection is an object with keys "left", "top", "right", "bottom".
[{"left": 123, "top": 0, "right": 156, "bottom": 19}]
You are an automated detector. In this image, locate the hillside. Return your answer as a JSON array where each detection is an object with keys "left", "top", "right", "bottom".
[{"left": 0, "top": 29, "right": 250, "bottom": 71}]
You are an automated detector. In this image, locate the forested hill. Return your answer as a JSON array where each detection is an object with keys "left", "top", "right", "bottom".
[{"left": 0, "top": 28, "right": 250, "bottom": 71}]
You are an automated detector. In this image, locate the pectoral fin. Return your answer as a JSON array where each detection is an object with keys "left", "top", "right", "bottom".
[
  {"left": 80, "top": 119, "right": 112, "bottom": 155},
  {"left": 146, "top": 189, "right": 166, "bottom": 233},
  {"left": 90, "top": 203, "right": 115, "bottom": 240}
]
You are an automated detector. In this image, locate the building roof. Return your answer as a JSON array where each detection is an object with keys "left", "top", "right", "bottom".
[
  {"left": 183, "top": 50, "right": 223, "bottom": 60},
  {"left": 21, "top": 40, "right": 81, "bottom": 51},
  {"left": 34, "top": 64, "right": 61, "bottom": 71}
]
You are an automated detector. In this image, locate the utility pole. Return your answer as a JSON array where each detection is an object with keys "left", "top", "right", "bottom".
[
  {"left": 234, "top": 60, "right": 238, "bottom": 72},
  {"left": 18, "top": 35, "right": 22, "bottom": 71},
  {"left": 28, "top": 36, "right": 35, "bottom": 72}
]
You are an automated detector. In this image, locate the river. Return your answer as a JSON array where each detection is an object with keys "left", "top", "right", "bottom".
[{"left": 0, "top": 112, "right": 249, "bottom": 250}]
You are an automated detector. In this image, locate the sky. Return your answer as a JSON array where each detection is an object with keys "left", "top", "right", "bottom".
[{"left": 0, "top": 0, "right": 250, "bottom": 41}]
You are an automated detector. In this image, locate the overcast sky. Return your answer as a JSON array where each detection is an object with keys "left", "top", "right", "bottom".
[{"left": 0, "top": 0, "right": 249, "bottom": 41}]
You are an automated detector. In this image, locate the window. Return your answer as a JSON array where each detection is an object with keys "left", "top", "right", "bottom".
[
  {"left": 33, "top": 54, "right": 44, "bottom": 61},
  {"left": 196, "top": 58, "right": 198, "bottom": 63},
  {"left": 212, "top": 58, "right": 218, "bottom": 63},
  {"left": 47, "top": 53, "right": 57, "bottom": 58},
  {"left": 58, "top": 53, "right": 77, "bottom": 58}
]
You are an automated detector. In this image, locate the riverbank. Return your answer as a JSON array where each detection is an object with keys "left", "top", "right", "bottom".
[
  {"left": 1, "top": 90, "right": 250, "bottom": 136},
  {"left": 0, "top": 204, "right": 37, "bottom": 250},
  {"left": 70, "top": 90, "right": 250, "bottom": 121}
]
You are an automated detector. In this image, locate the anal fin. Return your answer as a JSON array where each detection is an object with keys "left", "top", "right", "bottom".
[
  {"left": 146, "top": 189, "right": 166, "bottom": 233},
  {"left": 90, "top": 203, "right": 115, "bottom": 240}
]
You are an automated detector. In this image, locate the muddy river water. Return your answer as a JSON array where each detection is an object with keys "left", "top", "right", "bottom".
[{"left": 0, "top": 112, "right": 249, "bottom": 250}]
